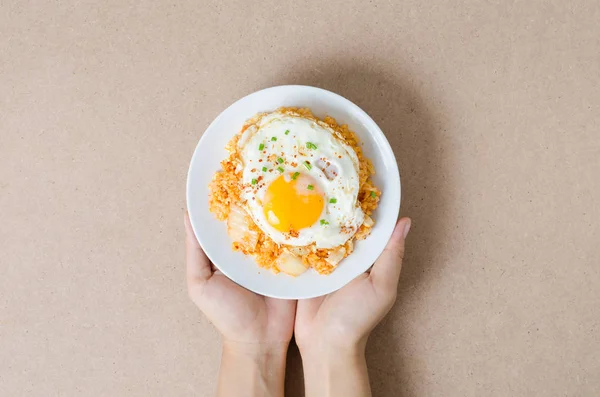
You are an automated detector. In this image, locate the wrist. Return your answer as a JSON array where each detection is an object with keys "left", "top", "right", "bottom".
[
  {"left": 219, "top": 340, "right": 288, "bottom": 397},
  {"left": 222, "top": 339, "right": 289, "bottom": 359},
  {"left": 299, "top": 340, "right": 370, "bottom": 397},
  {"left": 297, "top": 335, "right": 367, "bottom": 361},
  {"left": 299, "top": 340, "right": 366, "bottom": 367}
]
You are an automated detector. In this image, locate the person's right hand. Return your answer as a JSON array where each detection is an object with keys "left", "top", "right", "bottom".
[
  {"left": 294, "top": 218, "right": 411, "bottom": 397},
  {"left": 295, "top": 217, "right": 411, "bottom": 350}
]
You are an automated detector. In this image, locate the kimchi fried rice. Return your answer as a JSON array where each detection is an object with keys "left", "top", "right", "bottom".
[{"left": 208, "top": 107, "right": 380, "bottom": 275}]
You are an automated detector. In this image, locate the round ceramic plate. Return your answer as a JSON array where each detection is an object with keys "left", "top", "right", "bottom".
[{"left": 186, "top": 85, "right": 401, "bottom": 299}]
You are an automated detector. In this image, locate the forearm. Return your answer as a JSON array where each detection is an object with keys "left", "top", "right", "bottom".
[
  {"left": 217, "top": 341, "right": 288, "bottom": 397},
  {"left": 300, "top": 342, "right": 371, "bottom": 397}
]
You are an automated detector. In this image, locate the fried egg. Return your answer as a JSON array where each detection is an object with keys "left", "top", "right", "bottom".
[{"left": 237, "top": 111, "right": 365, "bottom": 248}]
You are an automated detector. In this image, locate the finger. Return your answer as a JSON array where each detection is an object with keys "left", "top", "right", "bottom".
[
  {"left": 185, "top": 212, "right": 213, "bottom": 287},
  {"left": 370, "top": 217, "right": 411, "bottom": 293}
]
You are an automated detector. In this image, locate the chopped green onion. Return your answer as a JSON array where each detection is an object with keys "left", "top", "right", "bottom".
[
  {"left": 303, "top": 161, "right": 312, "bottom": 171},
  {"left": 251, "top": 179, "right": 258, "bottom": 185},
  {"left": 271, "top": 137, "right": 277, "bottom": 141},
  {"left": 277, "top": 166, "right": 284, "bottom": 173},
  {"left": 292, "top": 172, "right": 300, "bottom": 180},
  {"left": 284, "top": 130, "right": 290, "bottom": 135},
  {"left": 259, "top": 143, "right": 265, "bottom": 150},
  {"left": 262, "top": 166, "right": 267, "bottom": 172},
  {"left": 307, "top": 185, "right": 314, "bottom": 190},
  {"left": 329, "top": 198, "right": 337, "bottom": 204},
  {"left": 370, "top": 191, "right": 377, "bottom": 198},
  {"left": 277, "top": 157, "right": 284, "bottom": 164},
  {"left": 320, "top": 219, "right": 329, "bottom": 225},
  {"left": 306, "top": 142, "right": 318, "bottom": 150}
]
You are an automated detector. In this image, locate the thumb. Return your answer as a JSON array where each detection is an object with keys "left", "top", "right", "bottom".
[
  {"left": 185, "top": 212, "right": 213, "bottom": 288},
  {"left": 370, "top": 217, "right": 411, "bottom": 293}
]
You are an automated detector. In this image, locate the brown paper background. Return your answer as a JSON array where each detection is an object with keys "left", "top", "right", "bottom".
[{"left": 2, "top": 1, "right": 599, "bottom": 396}]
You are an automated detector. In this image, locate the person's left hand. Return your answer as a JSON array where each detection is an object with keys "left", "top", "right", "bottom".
[{"left": 185, "top": 213, "right": 296, "bottom": 351}]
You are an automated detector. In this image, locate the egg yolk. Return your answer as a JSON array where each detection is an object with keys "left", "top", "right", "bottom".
[{"left": 263, "top": 174, "right": 324, "bottom": 232}]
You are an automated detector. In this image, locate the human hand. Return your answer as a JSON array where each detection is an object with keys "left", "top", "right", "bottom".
[
  {"left": 185, "top": 213, "right": 296, "bottom": 348},
  {"left": 185, "top": 213, "right": 296, "bottom": 396},
  {"left": 294, "top": 218, "right": 411, "bottom": 397},
  {"left": 295, "top": 217, "right": 411, "bottom": 351}
]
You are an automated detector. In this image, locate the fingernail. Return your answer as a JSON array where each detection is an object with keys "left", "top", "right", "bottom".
[{"left": 403, "top": 219, "right": 411, "bottom": 238}]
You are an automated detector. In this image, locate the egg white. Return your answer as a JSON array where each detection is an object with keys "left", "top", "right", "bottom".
[{"left": 237, "top": 111, "right": 365, "bottom": 249}]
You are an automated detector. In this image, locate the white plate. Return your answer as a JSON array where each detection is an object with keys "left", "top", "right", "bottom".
[{"left": 186, "top": 85, "right": 401, "bottom": 299}]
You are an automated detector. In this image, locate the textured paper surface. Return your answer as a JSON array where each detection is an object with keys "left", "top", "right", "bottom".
[{"left": 1, "top": 1, "right": 599, "bottom": 396}]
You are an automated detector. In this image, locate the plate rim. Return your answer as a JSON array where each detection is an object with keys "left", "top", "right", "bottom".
[{"left": 186, "top": 84, "right": 401, "bottom": 299}]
